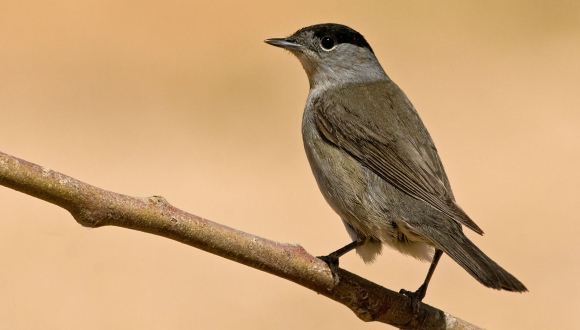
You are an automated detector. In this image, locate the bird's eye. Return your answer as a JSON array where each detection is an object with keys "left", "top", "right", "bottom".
[{"left": 320, "top": 36, "right": 336, "bottom": 51}]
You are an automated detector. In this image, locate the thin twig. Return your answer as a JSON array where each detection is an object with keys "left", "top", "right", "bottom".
[{"left": 0, "top": 151, "right": 481, "bottom": 330}]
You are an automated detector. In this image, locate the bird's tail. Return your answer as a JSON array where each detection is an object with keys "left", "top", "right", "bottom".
[{"left": 431, "top": 229, "right": 527, "bottom": 292}]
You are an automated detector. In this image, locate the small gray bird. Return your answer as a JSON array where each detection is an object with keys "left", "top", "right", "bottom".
[{"left": 265, "top": 23, "right": 527, "bottom": 309}]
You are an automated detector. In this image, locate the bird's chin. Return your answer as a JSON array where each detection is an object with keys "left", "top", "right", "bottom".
[{"left": 294, "top": 52, "right": 319, "bottom": 80}]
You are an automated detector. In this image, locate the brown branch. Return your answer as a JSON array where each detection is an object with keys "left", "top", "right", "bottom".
[{"left": 0, "top": 150, "right": 481, "bottom": 330}]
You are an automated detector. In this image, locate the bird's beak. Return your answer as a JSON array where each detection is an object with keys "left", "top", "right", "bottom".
[{"left": 264, "top": 38, "right": 303, "bottom": 51}]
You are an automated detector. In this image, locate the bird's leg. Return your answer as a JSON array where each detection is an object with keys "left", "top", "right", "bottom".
[
  {"left": 400, "top": 249, "right": 443, "bottom": 313},
  {"left": 318, "top": 239, "right": 365, "bottom": 285}
]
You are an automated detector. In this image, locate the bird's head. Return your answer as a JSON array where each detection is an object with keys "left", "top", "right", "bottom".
[{"left": 265, "top": 23, "right": 388, "bottom": 89}]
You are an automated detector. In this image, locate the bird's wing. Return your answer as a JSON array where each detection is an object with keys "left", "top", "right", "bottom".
[{"left": 313, "top": 80, "right": 483, "bottom": 234}]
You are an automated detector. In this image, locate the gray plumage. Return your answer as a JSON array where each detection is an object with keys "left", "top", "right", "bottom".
[{"left": 265, "top": 23, "right": 526, "bottom": 295}]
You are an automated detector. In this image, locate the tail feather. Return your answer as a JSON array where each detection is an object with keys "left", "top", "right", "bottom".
[{"left": 432, "top": 230, "right": 527, "bottom": 292}]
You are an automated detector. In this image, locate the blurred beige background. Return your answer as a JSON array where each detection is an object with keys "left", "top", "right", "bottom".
[{"left": 1, "top": 1, "right": 579, "bottom": 329}]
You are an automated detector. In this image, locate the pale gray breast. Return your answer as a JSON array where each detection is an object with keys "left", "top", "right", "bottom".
[{"left": 301, "top": 93, "right": 396, "bottom": 239}]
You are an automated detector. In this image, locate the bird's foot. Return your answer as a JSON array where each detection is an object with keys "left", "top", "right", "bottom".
[
  {"left": 399, "top": 283, "right": 427, "bottom": 313},
  {"left": 317, "top": 254, "right": 340, "bottom": 285}
]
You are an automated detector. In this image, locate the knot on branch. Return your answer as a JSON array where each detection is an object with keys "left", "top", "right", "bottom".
[
  {"left": 149, "top": 195, "right": 169, "bottom": 207},
  {"left": 71, "top": 208, "right": 108, "bottom": 228}
]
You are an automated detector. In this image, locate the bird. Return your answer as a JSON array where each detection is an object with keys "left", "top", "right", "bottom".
[{"left": 264, "top": 23, "right": 527, "bottom": 311}]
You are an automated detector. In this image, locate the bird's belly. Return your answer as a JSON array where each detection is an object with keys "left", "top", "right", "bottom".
[
  {"left": 302, "top": 113, "right": 434, "bottom": 261},
  {"left": 302, "top": 116, "right": 394, "bottom": 240}
]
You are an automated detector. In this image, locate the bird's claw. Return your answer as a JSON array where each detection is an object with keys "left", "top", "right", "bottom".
[
  {"left": 317, "top": 254, "right": 341, "bottom": 285},
  {"left": 400, "top": 284, "right": 427, "bottom": 313}
]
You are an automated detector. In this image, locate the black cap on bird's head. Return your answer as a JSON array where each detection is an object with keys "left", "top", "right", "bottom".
[{"left": 304, "top": 23, "right": 374, "bottom": 53}]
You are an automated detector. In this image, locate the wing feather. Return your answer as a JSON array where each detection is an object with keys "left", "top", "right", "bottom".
[{"left": 314, "top": 80, "right": 483, "bottom": 235}]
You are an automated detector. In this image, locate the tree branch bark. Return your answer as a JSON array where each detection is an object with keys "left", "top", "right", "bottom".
[{"left": 0, "top": 150, "right": 481, "bottom": 330}]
